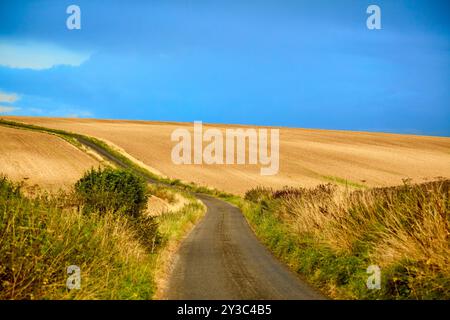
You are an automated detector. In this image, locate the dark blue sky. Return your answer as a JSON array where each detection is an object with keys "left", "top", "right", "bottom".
[{"left": 0, "top": 0, "right": 449, "bottom": 136}]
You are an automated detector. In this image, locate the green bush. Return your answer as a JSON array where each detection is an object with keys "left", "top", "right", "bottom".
[
  {"left": 75, "top": 167, "right": 148, "bottom": 218},
  {"left": 0, "top": 176, "right": 21, "bottom": 198}
]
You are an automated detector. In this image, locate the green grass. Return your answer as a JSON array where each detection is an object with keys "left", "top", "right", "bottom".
[
  {"left": 238, "top": 200, "right": 372, "bottom": 299},
  {"left": 157, "top": 202, "right": 205, "bottom": 244},
  {"left": 322, "top": 175, "right": 367, "bottom": 189},
  {"left": 239, "top": 180, "right": 450, "bottom": 299}
]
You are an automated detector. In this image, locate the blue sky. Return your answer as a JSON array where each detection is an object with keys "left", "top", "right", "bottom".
[{"left": 0, "top": 0, "right": 449, "bottom": 136}]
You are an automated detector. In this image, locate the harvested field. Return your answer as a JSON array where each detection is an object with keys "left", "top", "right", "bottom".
[
  {"left": 4, "top": 116, "right": 450, "bottom": 194},
  {"left": 0, "top": 125, "right": 100, "bottom": 192}
]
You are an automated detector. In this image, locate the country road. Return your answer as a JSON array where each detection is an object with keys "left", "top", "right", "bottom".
[
  {"left": 77, "top": 135, "right": 325, "bottom": 299},
  {"left": 165, "top": 194, "right": 324, "bottom": 299}
]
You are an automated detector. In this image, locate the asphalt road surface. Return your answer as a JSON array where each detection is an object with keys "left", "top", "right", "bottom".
[{"left": 165, "top": 195, "right": 324, "bottom": 300}]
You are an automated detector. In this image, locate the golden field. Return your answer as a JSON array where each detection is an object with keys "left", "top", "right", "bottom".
[
  {"left": 3, "top": 116, "right": 450, "bottom": 194},
  {"left": 0, "top": 125, "right": 100, "bottom": 192}
]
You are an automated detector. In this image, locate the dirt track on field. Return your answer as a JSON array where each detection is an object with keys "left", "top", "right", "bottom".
[{"left": 4, "top": 116, "right": 450, "bottom": 194}]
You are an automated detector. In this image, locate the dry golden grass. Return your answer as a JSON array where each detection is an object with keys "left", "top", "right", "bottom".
[
  {"left": 5, "top": 116, "right": 450, "bottom": 195},
  {"left": 0, "top": 125, "right": 100, "bottom": 192},
  {"left": 280, "top": 182, "right": 449, "bottom": 271},
  {"left": 242, "top": 180, "right": 450, "bottom": 299},
  {"left": 145, "top": 191, "right": 189, "bottom": 216}
]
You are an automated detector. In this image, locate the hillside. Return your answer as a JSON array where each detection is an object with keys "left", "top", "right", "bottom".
[
  {"left": 0, "top": 125, "right": 100, "bottom": 192},
  {"left": 4, "top": 116, "right": 450, "bottom": 194}
]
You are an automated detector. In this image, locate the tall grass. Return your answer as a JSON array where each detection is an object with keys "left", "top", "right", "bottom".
[
  {"left": 241, "top": 180, "right": 450, "bottom": 299},
  {"left": 0, "top": 175, "right": 205, "bottom": 299},
  {"left": 0, "top": 177, "right": 154, "bottom": 299}
]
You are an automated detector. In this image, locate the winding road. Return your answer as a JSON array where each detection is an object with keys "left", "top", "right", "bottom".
[
  {"left": 166, "top": 194, "right": 324, "bottom": 299},
  {"left": 78, "top": 135, "right": 324, "bottom": 299}
]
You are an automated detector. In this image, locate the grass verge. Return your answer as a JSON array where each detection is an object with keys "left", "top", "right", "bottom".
[
  {"left": 238, "top": 181, "right": 450, "bottom": 299},
  {"left": 153, "top": 198, "right": 206, "bottom": 298}
]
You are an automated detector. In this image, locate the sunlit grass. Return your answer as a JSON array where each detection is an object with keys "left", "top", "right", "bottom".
[
  {"left": 321, "top": 175, "right": 367, "bottom": 189},
  {"left": 240, "top": 180, "right": 450, "bottom": 299},
  {"left": 0, "top": 176, "right": 205, "bottom": 299}
]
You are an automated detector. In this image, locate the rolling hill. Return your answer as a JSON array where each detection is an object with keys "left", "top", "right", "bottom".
[
  {"left": 3, "top": 116, "right": 450, "bottom": 194},
  {"left": 0, "top": 125, "right": 100, "bottom": 192}
]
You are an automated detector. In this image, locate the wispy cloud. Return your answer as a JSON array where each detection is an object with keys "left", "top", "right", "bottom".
[
  {"left": 0, "top": 91, "right": 93, "bottom": 118},
  {"left": 65, "top": 111, "right": 93, "bottom": 118},
  {"left": 0, "top": 105, "right": 20, "bottom": 113},
  {"left": 0, "top": 40, "right": 91, "bottom": 70},
  {"left": 27, "top": 107, "right": 44, "bottom": 115},
  {"left": 0, "top": 90, "right": 19, "bottom": 103}
]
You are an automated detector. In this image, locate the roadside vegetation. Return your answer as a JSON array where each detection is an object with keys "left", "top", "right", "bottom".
[
  {"left": 0, "top": 168, "right": 204, "bottom": 299},
  {"left": 2, "top": 118, "right": 448, "bottom": 300},
  {"left": 239, "top": 180, "right": 450, "bottom": 299}
]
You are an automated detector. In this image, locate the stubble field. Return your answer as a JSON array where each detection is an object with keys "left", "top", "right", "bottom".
[
  {"left": 0, "top": 125, "right": 100, "bottom": 192},
  {"left": 3, "top": 116, "right": 450, "bottom": 194}
]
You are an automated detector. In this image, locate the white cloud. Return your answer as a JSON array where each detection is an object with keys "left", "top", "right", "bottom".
[
  {"left": 0, "top": 105, "right": 20, "bottom": 113},
  {"left": 0, "top": 91, "right": 19, "bottom": 103},
  {"left": 0, "top": 40, "right": 91, "bottom": 70},
  {"left": 27, "top": 107, "right": 44, "bottom": 114},
  {"left": 65, "top": 111, "right": 93, "bottom": 118}
]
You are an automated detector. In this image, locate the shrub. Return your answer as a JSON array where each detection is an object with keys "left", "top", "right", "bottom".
[
  {"left": 75, "top": 167, "right": 148, "bottom": 218},
  {"left": 244, "top": 186, "right": 273, "bottom": 203},
  {"left": 131, "top": 215, "right": 162, "bottom": 253},
  {"left": 272, "top": 184, "right": 336, "bottom": 200},
  {"left": 0, "top": 175, "right": 21, "bottom": 198}
]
